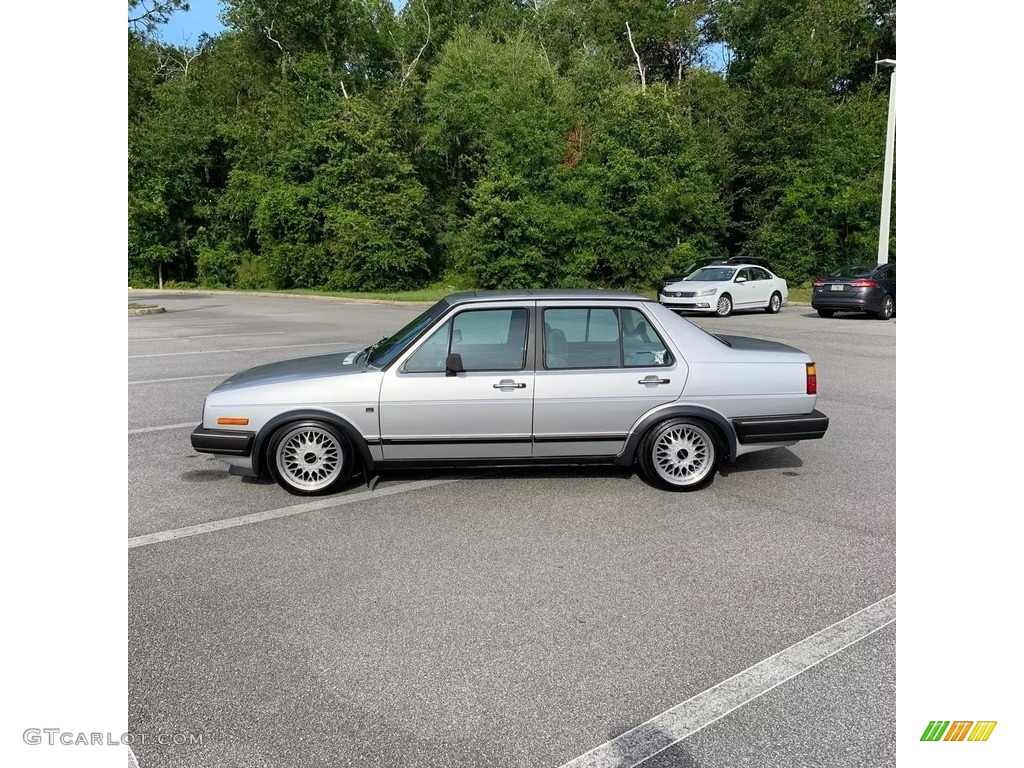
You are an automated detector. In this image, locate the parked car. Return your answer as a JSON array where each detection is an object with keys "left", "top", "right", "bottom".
[
  {"left": 191, "top": 291, "right": 827, "bottom": 495},
  {"left": 659, "top": 264, "right": 788, "bottom": 317},
  {"left": 811, "top": 263, "right": 896, "bottom": 319},
  {"left": 657, "top": 256, "right": 774, "bottom": 295}
]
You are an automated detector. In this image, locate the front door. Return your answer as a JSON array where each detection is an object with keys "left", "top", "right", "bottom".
[{"left": 378, "top": 303, "right": 535, "bottom": 460}]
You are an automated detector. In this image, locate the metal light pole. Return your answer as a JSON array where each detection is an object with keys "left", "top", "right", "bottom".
[{"left": 876, "top": 59, "right": 896, "bottom": 266}]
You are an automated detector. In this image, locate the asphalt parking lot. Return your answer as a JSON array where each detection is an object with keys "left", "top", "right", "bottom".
[{"left": 128, "top": 291, "right": 896, "bottom": 768}]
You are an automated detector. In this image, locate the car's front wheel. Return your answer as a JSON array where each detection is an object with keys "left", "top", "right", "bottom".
[
  {"left": 766, "top": 292, "right": 783, "bottom": 314},
  {"left": 714, "top": 294, "right": 733, "bottom": 317},
  {"left": 637, "top": 418, "right": 721, "bottom": 491},
  {"left": 267, "top": 421, "right": 353, "bottom": 496}
]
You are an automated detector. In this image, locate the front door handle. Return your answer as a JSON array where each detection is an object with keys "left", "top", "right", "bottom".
[
  {"left": 494, "top": 379, "right": 527, "bottom": 389},
  {"left": 638, "top": 376, "right": 671, "bottom": 385}
]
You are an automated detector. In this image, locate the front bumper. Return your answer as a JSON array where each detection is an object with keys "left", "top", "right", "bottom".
[
  {"left": 732, "top": 410, "right": 829, "bottom": 444},
  {"left": 190, "top": 424, "right": 255, "bottom": 457},
  {"left": 659, "top": 297, "right": 715, "bottom": 312}
]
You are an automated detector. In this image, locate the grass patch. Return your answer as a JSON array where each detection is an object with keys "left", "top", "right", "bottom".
[
  {"left": 271, "top": 287, "right": 453, "bottom": 302},
  {"left": 788, "top": 284, "right": 812, "bottom": 304},
  {"left": 128, "top": 302, "right": 157, "bottom": 309}
]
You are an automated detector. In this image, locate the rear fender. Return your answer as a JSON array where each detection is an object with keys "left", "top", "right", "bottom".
[{"left": 616, "top": 405, "right": 738, "bottom": 467}]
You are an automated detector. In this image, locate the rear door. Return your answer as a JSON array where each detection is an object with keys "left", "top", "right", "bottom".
[
  {"left": 748, "top": 267, "right": 775, "bottom": 306},
  {"left": 533, "top": 302, "right": 686, "bottom": 458},
  {"left": 877, "top": 265, "right": 896, "bottom": 300}
]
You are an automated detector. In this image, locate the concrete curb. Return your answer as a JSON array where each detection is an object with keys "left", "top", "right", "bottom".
[{"left": 128, "top": 306, "right": 166, "bottom": 316}]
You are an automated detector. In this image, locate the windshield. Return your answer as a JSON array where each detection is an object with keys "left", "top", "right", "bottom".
[
  {"left": 687, "top": 267, "right": 737, "bottom": 282},
  {"left": 829, "top": 265, "right": 874, "bottom": 278},
  {"left": 367, "top": 300, "right": 449, "bottom": 367}
]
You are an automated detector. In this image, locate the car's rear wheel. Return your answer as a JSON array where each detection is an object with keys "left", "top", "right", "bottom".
[
  {"left": 876, "top": 295, "right": 895, "bottom": 320},
  {"left": 766, "top": 292, "right": 783, "bottom": 314},
  {"left": 817, "top": 308, "right": 835, "bottom": 318},
  {"left": 267, "top": 421, "right": 352, "bottom": 496},
  {"left": 715, "top": 294, "right": 733, "bottom": 317},
  {"left": 637, "top": 418, "right": 721, "bottom": 491}
]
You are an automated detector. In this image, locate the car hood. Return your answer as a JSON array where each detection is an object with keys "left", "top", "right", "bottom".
[
  {"left": 212, "top": 350, "right": 365, "bottom": 393},
  {"left": 664, "top": 279, "right": 730, "bottom": 292}
]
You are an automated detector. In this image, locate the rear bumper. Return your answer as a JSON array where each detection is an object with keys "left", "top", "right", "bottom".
[
  {"left": 190, "top": 425, "right": 255, "bottom": 457},
  {"left": 733, "top": 410, "right": 829, "bottom": 444},
  {"left": 811, "top": 290, "right": 884, "bottom": 312}
]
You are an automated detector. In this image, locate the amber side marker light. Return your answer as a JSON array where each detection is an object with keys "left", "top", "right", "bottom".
[
  {"left": 806, "top": 364, "right": 817, "bottom": 395},
  {"left": 217, "top": 417, "right": 249, "bottom": 426}
]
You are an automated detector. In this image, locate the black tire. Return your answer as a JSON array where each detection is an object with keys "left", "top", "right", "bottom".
[
  {"left": 817, "top": 308, "right": 835, "bottom": 318},
  {"left": 875, "top": 295, "right": 895, "bottom": 320},
  {"left": 266, "top": 420, "right": 353, "bottom": 496},
  {"left": 765, "top": 292, "right": 783, "bottom": 314},
  {"left": 637, "top": 417, "right": 722, "bottom": 492},
  {"left": 714, "top": 294, "right": 733, "bottom": 317}
]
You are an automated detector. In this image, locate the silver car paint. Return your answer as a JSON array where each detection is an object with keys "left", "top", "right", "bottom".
[{"left": 198, "top": 294, "right": 818, "bottom": 472}]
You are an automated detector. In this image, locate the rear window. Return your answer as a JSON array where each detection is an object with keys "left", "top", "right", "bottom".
[{"left": 829, "top": 265, "right": 874, "bottom": 278}]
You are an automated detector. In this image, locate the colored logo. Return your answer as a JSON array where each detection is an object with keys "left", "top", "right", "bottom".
[{"left": 921, "top": 721, "right": 997, "bottom": 742}]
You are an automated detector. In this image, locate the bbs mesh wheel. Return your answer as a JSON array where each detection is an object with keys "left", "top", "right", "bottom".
[{"left": 267, "top": 421, "right": 352, "bottom": 496}]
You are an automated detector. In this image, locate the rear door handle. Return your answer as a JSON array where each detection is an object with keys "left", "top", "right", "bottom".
[
  {"left": 494, "top": 380, "right": 527, "bottom": 389},
  {"left": 639, "top": 376, "right": 671, "bottom": 385}
]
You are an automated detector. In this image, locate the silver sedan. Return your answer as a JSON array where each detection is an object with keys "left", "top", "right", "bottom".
[{"left": 191, "top": 290, "right": 827, "bottom": 494}]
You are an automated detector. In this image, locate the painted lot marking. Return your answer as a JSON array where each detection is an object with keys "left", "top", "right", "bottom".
[
  {"left": 558, "top": 594, "right": 896, "bottom": 768},
  {"left": 130, "top": 373, "right": 234, "bottom": 385},
  {"left": 129, "top": 341, "right": 351, "bottom": 359},
  {"left": 130, "top": 331, "right": 286, "bottom": 342},
  {"left": 128, "top": 478, "right": 460, "bottom": 549},
  {"left": 129, "top": 423, "right": 196, "bottom": 435}
]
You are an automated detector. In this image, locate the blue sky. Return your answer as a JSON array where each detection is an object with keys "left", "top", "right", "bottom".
[
  {"left": 147, "top": 0, "right": 227, "bottom": 44},
  {"left": 144, "top": 0, "right": 408, "bottom": 44}
]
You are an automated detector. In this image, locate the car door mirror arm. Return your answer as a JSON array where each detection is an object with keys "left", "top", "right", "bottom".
[{"left": 445, "top": 353, "right": 465, "bottom": 377}]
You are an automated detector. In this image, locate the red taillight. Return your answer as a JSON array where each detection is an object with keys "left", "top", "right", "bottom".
[
  {"left": 849, "top": 279, "right": 877, "bottom": 288},
  {"left": 813, "top": 280, "right": 825, "bottom": 287},
  {"left": 806, "top": 363, "right": 817, "bottom": 394}
]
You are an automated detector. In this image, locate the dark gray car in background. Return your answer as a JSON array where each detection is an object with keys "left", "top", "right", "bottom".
[{"left": 811, "top": 263, "right": 896, "bottom": 319}]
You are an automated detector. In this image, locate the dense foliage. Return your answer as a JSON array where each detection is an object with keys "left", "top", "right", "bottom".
[{"left": 128, "top": 0, "right": 896, "bottom": 290}]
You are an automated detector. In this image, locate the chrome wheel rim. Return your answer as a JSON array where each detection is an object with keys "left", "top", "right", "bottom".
[
  {"left": 275, "top": 425, "right": 343, "bottom": 491},
  {"left": 882, "top": 297, "right": 893, "bottom": 318},
  {"left": 716, "top": 296, "right": 731, "bottom": 315},
  {"left": 770, "top": 294, "right": 781, "bottom": 311},
  {"left": 652, "top": 424, "right": 714, "bottom": 486}
]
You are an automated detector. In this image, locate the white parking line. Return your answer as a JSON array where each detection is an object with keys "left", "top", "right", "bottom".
[
  {"left": 129, "top": 373, "right": 233, "bottom": 385},
  {"left": 557, "top": 594, "right": 896, "bottom": 768},
  {"left": 128, "top": 423, "right": 196, "bottom": 435},
  {"left": 128, "top": 478, "right": 460, "bottom": 549},
  {"left": 130, "top": 331, "right": 286, "bottom": 342},
  {"left": 128, "top": 341, "right": 350, "bottom": 359}
]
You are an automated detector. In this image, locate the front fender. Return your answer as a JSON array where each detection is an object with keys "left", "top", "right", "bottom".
[{"left": 252, "top": 409, "right": 375, "bottom": 478}]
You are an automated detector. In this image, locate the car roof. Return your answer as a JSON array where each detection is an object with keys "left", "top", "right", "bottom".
[{"left": 445, "top": 289, "right": 648, "bottom": 305}]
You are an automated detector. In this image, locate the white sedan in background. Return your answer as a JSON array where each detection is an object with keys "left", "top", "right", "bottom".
[{"left": 659, "top": 264, "right": 789, "bottom": 317}]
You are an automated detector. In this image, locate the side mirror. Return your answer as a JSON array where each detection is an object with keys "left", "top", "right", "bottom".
[
  {"left": 735, "top": 276, "right": 747, "bottom": 283},
  {"left": 445, "top": 353, "right": 465, "bottom": 377}
]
